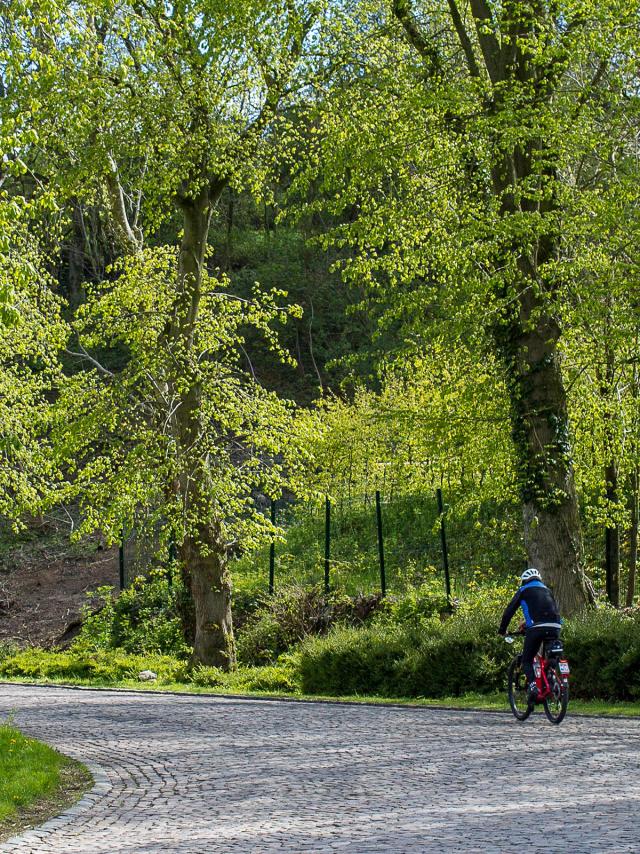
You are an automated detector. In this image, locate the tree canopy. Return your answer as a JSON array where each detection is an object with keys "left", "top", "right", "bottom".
[{"left": 1, "top": 0, "right": 639, "bottom": 663}]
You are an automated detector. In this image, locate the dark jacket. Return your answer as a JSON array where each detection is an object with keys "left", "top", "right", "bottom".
[{"left": 499, "top": 579, "right": 562, "bottom": 634}]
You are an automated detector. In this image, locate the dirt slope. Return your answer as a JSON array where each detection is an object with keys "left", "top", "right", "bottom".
[{"left": 0, "top": 526, "right": 119, "bottom": 648}]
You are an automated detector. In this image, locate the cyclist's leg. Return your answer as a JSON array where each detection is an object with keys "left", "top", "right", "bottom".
[{"left": 522, "top": 627, "right": 544, "bottom": 683}]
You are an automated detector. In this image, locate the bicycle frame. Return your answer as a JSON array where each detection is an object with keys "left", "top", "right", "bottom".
[
  {"left": 505, "top": 634, "right": 570, "bottom": 723},
  {"left": 505, "top": 635, "right": 570, "bottom": 703},
  {"left": 533, "top": 652, "right": 553, "bottom": 701}
]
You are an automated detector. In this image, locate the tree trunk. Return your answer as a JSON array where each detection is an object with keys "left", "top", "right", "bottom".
[
  {"left": 170, "top": 178, "right": 235, "bottom": 669},
  {"left": 627, "top": 467, "right": 639, "bottom": 607},
  {"left": 66, "top": 201, "right": 86, "bottom": 307},
  {"left": 496, "top": 285, "right": 594, "bottom": 614},
  {"left": 491, "top": 144, "right": 594, "bottom": 615},
  {"left": 605, "top": 461, "right": 620, "bottom": 607},
  {"left": 626, "top": 351, "right": 639, "bottom": 608},
  {"left": 600, "top": 313, "right": 620, "bottom": 606},
  {"left": 180, "top": 505, "right": 236, "bottom": 669}
]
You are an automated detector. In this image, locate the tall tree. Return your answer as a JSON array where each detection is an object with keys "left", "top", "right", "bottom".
[
  {"left": 390, "top": 0, "right": 602, "bottom": 612},
  {"left": 289, "top": 0, "right": 638, "bottom": 613},
  {"left": 4, "top": 0, "right": 322, "bottom": 665}
]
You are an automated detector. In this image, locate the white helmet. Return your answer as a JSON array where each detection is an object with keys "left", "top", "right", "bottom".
[{"left": 520, "top": 567, "right": 541, "bottom": 584}]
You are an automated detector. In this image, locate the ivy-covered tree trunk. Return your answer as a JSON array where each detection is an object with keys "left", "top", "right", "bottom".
[
  {"left": 491, "top": 147, "right": 595, "bottom": 615},
  {"left": 171, "top": 179, "right": 235, "bottom": 669},
  {"left": 495, "top": 287, "right": 594, "bottom": 614}
]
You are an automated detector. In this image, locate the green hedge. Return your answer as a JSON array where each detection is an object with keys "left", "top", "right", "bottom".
[
  {"left": 0, "top": 646, "right": 300, "bottom": 694},
  {"left": 299, "top": 605, "right": 640, "bottom": 701},
  {"left": 298, "top": 625, "right": 413, "bottom": 696},
  {"left": 563, "top": 609, "right": 640, "bottom": 700}
]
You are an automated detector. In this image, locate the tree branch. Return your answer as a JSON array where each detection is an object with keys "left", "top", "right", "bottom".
[
  {"left": 105, "top": 153, "right": 143, "bottom": 252},
  {"left": 468, "top": 0, "right": 503, "bottom": 84},
  {"left": 391, "top": 0, "right": 442, "bottom": 75},
  {"left": 446, "top": 0, "right": 481, "bottom": 79},
  {"left": 571, "top": 58, "right": 607, "bottom": 120},
  {"left": 64, "top": 345, "right": 114, "bottom": 378}
]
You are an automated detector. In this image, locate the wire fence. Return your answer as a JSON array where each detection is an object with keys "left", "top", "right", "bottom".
[
  {"left": 118, "top": 489, "right": 525, "bottom": 598},
  {"left": 234, "top": 489, "right": 525, "bottom": 599}
]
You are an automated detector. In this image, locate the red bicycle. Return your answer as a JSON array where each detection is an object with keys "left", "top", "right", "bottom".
[{"left": 505, "top": 629, "right": 570, "bottom": 724}]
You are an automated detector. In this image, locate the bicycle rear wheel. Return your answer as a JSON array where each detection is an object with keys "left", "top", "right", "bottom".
[
  {"left": 543, "top": 665, "right": 569, "bottom": 724},
  {"left": 508, "top": 656, "right": 532, "bottom": 721}
]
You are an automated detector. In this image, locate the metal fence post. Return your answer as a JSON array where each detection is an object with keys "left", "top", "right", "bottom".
[
  {"left": 436, "top": 488, "right": 451, "bottom": 605},
  {"left": 168, "top": 536, "right": 177, "bottom": 588},
  {"left": 119, "top": 528, "right": 125, "bottom": 591},
  {"left": 324, "top": 496, "right": 331, "bottom": 594},
  {"left": 269, "top": 498, "right": 276, "bottom": 595},
  {"left": 376, "top": 490, "right": 386, "bottom": 597}
]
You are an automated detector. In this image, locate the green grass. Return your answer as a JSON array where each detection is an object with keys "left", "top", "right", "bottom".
[
  {"left": 232, "top": 494, "right": 524, "bottom": 598},
  {"left": 0, "top": 724, "right": 92, "bottom": 839},
  {"left": 3, "top": 677, "right": 639, "bottom": 717}
]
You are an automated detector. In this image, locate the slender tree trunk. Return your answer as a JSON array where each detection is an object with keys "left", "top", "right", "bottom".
[
  {"left": 224, "top": 189, "right": 234, "bottom": 273},
  {"left": 605, "top": 461, "right": 620, "bottom": 607},
  {"left": 627, "top": 467, "right": 639, "bottom": 607},
  {"left": 170, "top": 179, "right": 235, "bottom": 669},
  {"left": 627, "top": 349, "right": 639, "bottom": 607},
  {"left": 600, "top": 313, "right": 620, "bottom": 606},
  {"left": 67, "top": 201, "right": 86, "bottom": 307}
]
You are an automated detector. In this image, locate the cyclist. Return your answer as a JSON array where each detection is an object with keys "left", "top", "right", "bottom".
[{"left": 498, "top": 568, "right": 562, "bottom": 704}]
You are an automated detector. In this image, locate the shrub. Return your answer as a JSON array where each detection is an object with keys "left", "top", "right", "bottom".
[
  {"left": 375, "top": 573, "right": 450, "bottom": 629},
  {"left": 563, "top": 607, "right": 640, "bottom": 700},
  {"left": 75, "top": 572, "right": 191, "bottom": 658},
  {"left": 298, "top": 595, "right": 640, "bottom": 702},
  {"left": 298, "top": 624, "right": 415, "bottom": 696},
  {"left": 189, "top": 665, "right": 227, "bottom": 688},
  {"left": 0, "top": 641, "right": 17, "bottom": 664},
  {"left": 237, "top": 611, "right": 290, "bottom": 666},
  {"left": 189, "top": 658, "right": 300, "bottom": 693},
  {"left": 236, "top": 585, "right": 383, "bottom": 666},
  {"left": 239, "top": 662, "right": 300, "bottom": 693},
  {"left": 396, "top": 615, "right": 512, "bottom": 697}
]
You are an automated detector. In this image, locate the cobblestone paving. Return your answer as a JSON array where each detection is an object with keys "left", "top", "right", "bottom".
[{"left": 1, "top": 685, "right": 639, "bottom": 853}]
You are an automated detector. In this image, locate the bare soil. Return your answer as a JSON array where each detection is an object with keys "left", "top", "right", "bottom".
[{"left": 0, "top": 524, "right": 119, "bottom": 648}]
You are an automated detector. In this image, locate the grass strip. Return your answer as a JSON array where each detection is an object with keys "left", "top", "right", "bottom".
[
  {"left": 2, "top": 677, "right": 639, "bottom": 717},
  {"left": 0, "top": 724, "right": 92, "bottom": 842}
]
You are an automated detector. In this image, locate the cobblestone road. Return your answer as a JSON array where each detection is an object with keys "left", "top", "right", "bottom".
[{"left": 1, "top": 684, "right": 639, "bottom": 853}]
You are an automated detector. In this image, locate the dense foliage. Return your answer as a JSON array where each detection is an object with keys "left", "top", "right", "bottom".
[
  {"left": 1, "top": 0, "right": 639, "bottom": 669},
  {"left": 3, "top": 585, "right": 640, "bottom": 701}
]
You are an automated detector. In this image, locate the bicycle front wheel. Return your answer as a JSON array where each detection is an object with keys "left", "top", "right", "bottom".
[
  {"left": 508, "top": 656, "right": 532, "bottom": 721},
  {"left": 543, "top": 665, "right": 569, "bottom": 725}
]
